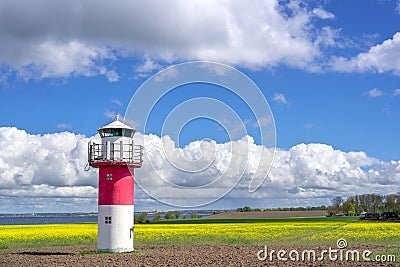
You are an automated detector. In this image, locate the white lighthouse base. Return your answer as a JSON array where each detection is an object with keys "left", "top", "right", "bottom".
[{"left": 97, "top": 205, "right": 134, "bottom": 253}]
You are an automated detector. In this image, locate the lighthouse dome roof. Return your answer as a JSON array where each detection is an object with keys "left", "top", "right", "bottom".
[{"left": 98, "top": 114, "right": 134, "bottom": 131}]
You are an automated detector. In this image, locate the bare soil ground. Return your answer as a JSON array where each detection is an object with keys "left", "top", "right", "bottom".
[
  {"left": 1, "top": 245, "right": 398, "bottom": 267},
  {"left": 208, "top": 210, "right": 327, "bottom": 219}
]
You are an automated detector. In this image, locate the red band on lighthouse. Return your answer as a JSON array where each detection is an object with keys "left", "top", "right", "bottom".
[{"left": 98, "top": 166, "right": 134, "bottom": 205}]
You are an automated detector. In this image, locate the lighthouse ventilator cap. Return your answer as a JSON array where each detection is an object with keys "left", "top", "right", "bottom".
[{"left": 124, "top": 61, "right": 276, "bottom": 208}]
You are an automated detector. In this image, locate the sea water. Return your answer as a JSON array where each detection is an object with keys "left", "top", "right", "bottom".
[{"left": 0, "top": 215, "right": 98, "bottom": 225}]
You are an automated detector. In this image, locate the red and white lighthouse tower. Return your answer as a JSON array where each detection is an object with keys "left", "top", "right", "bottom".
[{"left": 88, "top": 115, "right": 143, "bottom": 252}]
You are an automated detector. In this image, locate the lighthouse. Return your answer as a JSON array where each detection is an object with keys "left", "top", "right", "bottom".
[{"left": 88, "top": 114, "right": 143, "bottom": 252}]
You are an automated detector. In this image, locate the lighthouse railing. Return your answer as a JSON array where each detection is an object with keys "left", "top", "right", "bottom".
[{"left": 88, "top": 142, "right": 143, "bottom": 166}]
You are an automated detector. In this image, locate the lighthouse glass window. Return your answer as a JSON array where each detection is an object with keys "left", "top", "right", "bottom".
[
  {"left": 106, "top": 173, "right": 112, "bottom": 181},
  {"left": 111, "top": 128, "right": 122, "bottom": 136},
  {"left": 123, "top": 129, "right": 134, "bottom": 138},
  {"left": 105, "top": 216, "right": 112, "bottom": 224},
  {"left": 99, "top": 128, "right": 122, "bottom": 137}
]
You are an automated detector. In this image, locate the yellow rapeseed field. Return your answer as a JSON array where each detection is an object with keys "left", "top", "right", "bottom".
[
  {"left": 1, "top": 221, "right": 399, "bottom": 249},
  {"left": 309, "top": 222, "right": 400, "bottom": 242},
  {"left": 0, "top": 224, "right": 97, "bottom": 248},
  {"left": 134, "top": 221, "right": 400, "bottom": 245}
]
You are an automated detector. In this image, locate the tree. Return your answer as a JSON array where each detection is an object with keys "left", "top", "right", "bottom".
[
  {"left": 242, "top": 206, "right": 252, "bottom": 212},
  {"left": 153, "top": 213, "right": 162, "bottom": 221},
  {"left": 385, "top": 195, "right": 396, "bottom": 212},
  {"left": 134, "top": 212, "right": 150, "bottom": 223},
  {"left": 342, "top": 201, "right": 356, "bottom": 216},
  {"left": 236, "top": 206, "right": 252, "bottom": 212},
  {"left": 371, "top": 194, "right": 383, "bottom": 213},
  {"left": 190, "top": 212, "right": 200, "bottom": 218},
  {"left": 164, "top": 211, "right": 175, "bottom": 220},
  {"left": 164, "top": 211, "right": 181, "bottom": 220},
  {"left": 332, "top": 196, "right": 344, "bottom": 214},
  {"left": 396, "top": 194, "right": 400, "bottom": 213},
  {"left": 326, "top": 206, "right": 334, "bottom": 217},
  {"left": 174, "top": 211, "right": 181, "bottom": 219}
]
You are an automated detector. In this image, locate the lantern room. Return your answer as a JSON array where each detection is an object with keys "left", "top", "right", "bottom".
[{"left": 88, "top": 114, "right": 142, "bottom": 166}]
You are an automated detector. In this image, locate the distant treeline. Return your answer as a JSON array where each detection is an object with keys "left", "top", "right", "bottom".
[
  {"left": 328, "top": 193, "right": 400, "bottom": 216},
  {"left": 236, "top": 206, "right": 327, "bottom": 212},
  {"left": 135, "top": 193, "right": 400, "bottom": 223},
  {"left": 235, "top": 193, "right": 400, "bottom": 216},
  {"left": 135, "top": 210, "right": 204, "bottom": 223}
]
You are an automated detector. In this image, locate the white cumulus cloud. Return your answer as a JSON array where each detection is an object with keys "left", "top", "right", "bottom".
[
  {"left": 0, "top": 0, "right": 335, "bottom": 80},
  {"left": 368, "top": 88, "right": 384, "bottom": 98},
  {"left": 57, "top": 123, "right": 72, "bottom": 130},
  {"left": 0, "top": 127, "right": 399, "bottom": 212},
  {"left": 273, "top": 93, "right": 289, "bottom": 104},
  {"left": 4, "top": 40, "right": 114, "bottom": 80},
  {"left": 331, "top": 32, "right": 400, "bottom": 75},
  {"left": 312, "top": 7, "right": 335, "bottom": 19},
  {"left": 1, "top": 1, "right": 399, "bottom": 79},
  {"left": 0, "top": 127, "right": 97, "bottom": 197}
]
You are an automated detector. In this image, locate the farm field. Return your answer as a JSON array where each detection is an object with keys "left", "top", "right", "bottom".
[
  {"left": 1, "top": 218, "right": 399, "bottom": 266},
  {"left": 1, "top": 218, "right": 399, "bottom": 248}
]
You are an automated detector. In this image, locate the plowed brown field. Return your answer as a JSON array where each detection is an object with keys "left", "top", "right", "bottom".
[{"left": 1, "top": 245, "right": 398, "bottom": 267}]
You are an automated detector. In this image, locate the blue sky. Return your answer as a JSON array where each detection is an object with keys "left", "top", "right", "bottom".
[{"left": 0, "top": 0, "right": 399, "bottom": 213}]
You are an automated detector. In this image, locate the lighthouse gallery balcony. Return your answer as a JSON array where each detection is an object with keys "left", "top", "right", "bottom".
[
  {"left": 88, "top": 115, "right": 143, "bottom": 168},
  {"left": 88, "top": 141, "right": 143, "bottom": 167}
]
